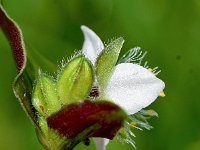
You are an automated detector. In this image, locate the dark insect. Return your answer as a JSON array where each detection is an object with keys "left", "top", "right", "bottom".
[
  {"left": 89, "top": 86, "right": 99, "bottom": 98},
  {"left": 83, "top": 138, "right": 90, "bottom": 146}
]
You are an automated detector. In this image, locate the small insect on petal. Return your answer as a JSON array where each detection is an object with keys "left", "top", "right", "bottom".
[{"left": 83, "top": 138, "right": 90, "bottom": 146}]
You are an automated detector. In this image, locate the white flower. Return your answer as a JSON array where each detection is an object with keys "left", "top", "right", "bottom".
[{"left": 81, "top": 25, "right": 165, "bottom": 150}]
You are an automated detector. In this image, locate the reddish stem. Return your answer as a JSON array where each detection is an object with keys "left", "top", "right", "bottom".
[{"left": 0, "top": 6, "right": 25, "bottom": 72}]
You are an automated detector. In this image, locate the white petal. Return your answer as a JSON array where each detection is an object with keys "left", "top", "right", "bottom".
[
  {"left": 93, "top": 138, "right": 109, "bottom": 150},
  {"left": 105, "top": 63, "right": 165, "bottom": 115},
  {"left": 81, "top": 25, "right": 104, "bottom": 64}
]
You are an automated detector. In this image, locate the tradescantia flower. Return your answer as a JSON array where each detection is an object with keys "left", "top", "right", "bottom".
[
  {"left": 81, "top": 26, "right": 165, "bottom": 150},
  {"left": 0, "top": 3, "right": 165, "bottom": 150},
  {"left": 81, "top": 26, "right": 165, "bottom": 114}
]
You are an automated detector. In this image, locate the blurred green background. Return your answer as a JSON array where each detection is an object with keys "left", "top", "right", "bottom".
[{"left": 0, "top": 0, "right": 200, "bottom": 150}]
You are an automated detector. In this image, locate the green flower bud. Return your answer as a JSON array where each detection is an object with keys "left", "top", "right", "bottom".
[
  {"left": 57, "top": 55, "right": 94, "bottom": 104},
  {"left": 96, "top": 37, "right": 124, "bottom": 90},
  {"left": 32, "top": 73, "right": 60, "bottom": 117}
]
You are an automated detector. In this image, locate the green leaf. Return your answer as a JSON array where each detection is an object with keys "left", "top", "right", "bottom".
[
  {"left": 96, "top": 37, "right": 124, "bottom": 91},
  {"left": 32, "top": 72, "right": 61, "bottom": 117},
  {"left": 57, "top": 56, "right": 94, "bottom": 104}
]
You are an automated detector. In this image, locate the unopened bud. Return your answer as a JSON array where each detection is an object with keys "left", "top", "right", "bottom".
[
  {"left": 32, "top": 74, "right": 60, "bottom": 117},
  {"left": 57, "top": 56, "right": 94, "bottom": 104}
]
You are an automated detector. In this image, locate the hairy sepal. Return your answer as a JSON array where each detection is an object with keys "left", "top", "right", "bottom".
[
  {"left": 32, "top": 73, "right": 61, "bottom": 117},
  {"left": 96, "top": 38, "right": 124, "bottom": 92},
  {"left": 57, "top": 56, "right": 94, "bottom": 104}
]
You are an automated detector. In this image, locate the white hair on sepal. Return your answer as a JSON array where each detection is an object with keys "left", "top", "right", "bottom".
[
  {"left": 56, "top": 58, "right": 67, "bottom": 78},
  {"left": 59, "top": 58, "right": 67, "bottom": 69},
  {"left": 56, "top": 49, "right": 83, "bottom": 77},
  {"left": 95, "top": 37, "right": 123, "bottom": 61},
  {"left": 103, "top": 36, "right": 124, "bottom": 48},
  {"left": 104, "top": 37, "right": 115, "bottom": 47},
  {"left": 65, "top": 49, "right": 83, "bottom": 64},
  {"left": 32, "top": 68, "right": 57, "bottom": 95},
  {"left": 37, "top": 68, "right": 56, "bottom": 82}
]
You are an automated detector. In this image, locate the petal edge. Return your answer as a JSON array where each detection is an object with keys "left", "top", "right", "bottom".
[
  {"left": 105, "top": 63, "right": 165, "bottom": 115},
  {"left": 93, "top": 138, "right": 109, "bottom": 150},
  {"left": 81, "top": 25, "right": 104, "bottom": 64}
]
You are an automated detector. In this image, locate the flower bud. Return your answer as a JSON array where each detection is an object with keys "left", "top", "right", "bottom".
[
  {"left": 32, "top": 74, "right": 60, "bottom": 117},
  {"left": 57, "top": 56, "right": 94, "bottom": 104}
]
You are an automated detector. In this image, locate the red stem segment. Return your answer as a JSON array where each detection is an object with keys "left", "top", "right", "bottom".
[{"left": 0, "top": 5, "right": 25, "bottom": 72}]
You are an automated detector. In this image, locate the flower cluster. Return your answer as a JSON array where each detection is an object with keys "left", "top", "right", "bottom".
[{"left": 32, "top": 26, "right": 165, "bottom": 150}]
